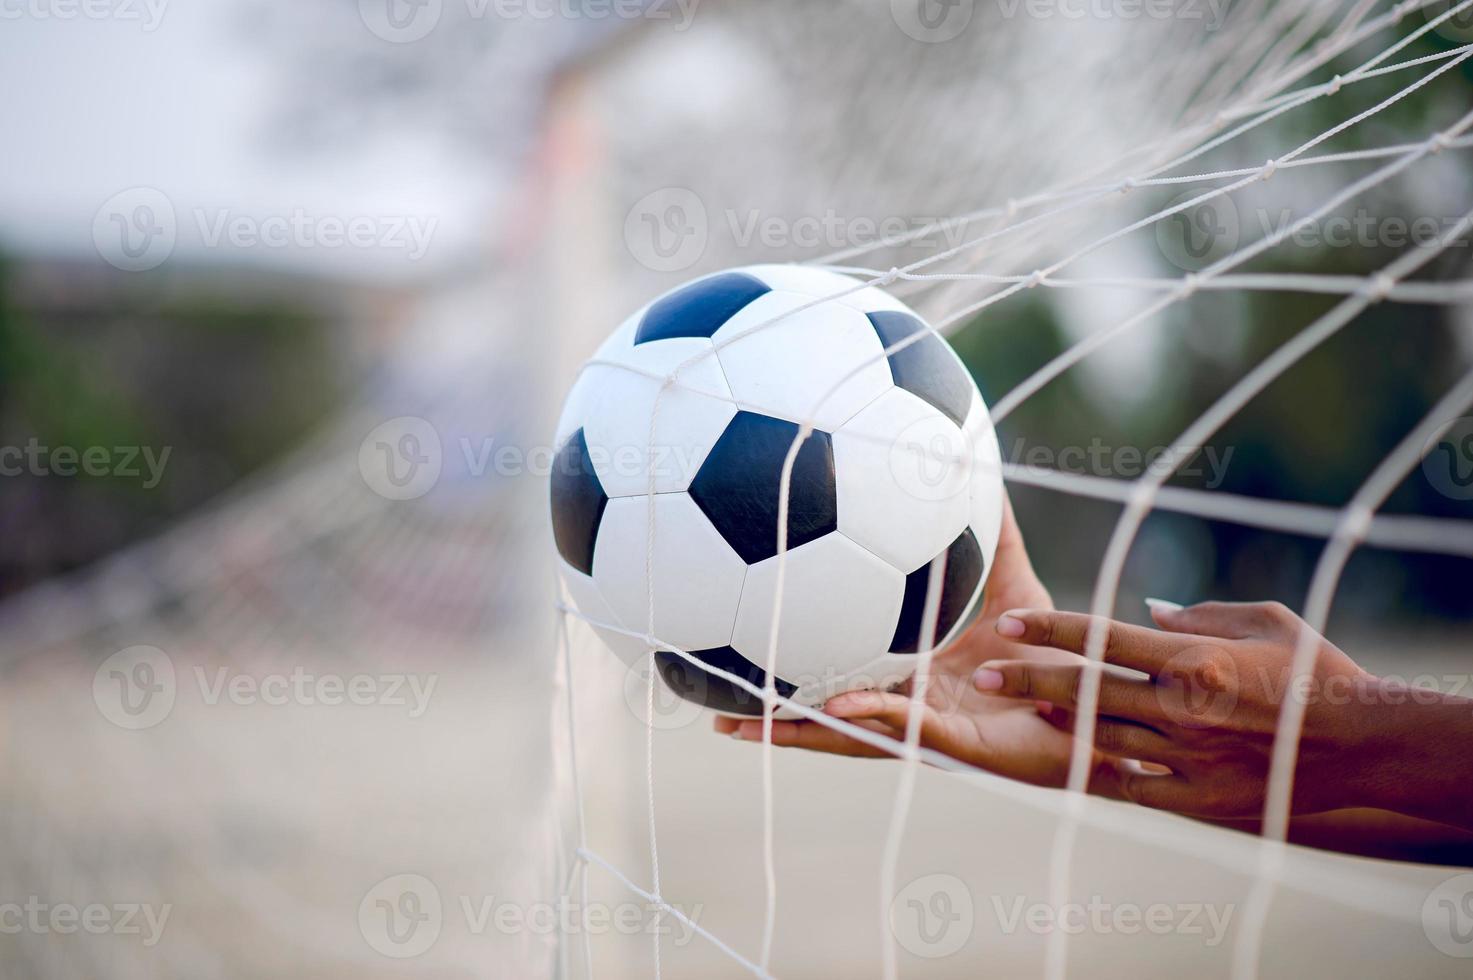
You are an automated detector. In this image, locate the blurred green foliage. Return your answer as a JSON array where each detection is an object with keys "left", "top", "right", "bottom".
[
  {"left": 951, "top": 26, "right": 1473, "bottom": 623},
  {"left": 0, "top": 255, "right": 344, "bottom": 597}
]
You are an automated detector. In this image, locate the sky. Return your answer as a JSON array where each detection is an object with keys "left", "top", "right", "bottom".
[{"left": 0, "top": 2, "right": 509, "bottom": 282}]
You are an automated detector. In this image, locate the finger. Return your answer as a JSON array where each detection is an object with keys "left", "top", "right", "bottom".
[
  {"left": 1034, "top": 708, "right": 1173, "bottom": 761},
  {"left": 995, "top": 608, "right": 1179, "bottom": 673},
  {"left": 1149, "top": 599, "right": 1297, "bottom": 640},
  {"left": 713, "top": 715, "right": 740, "bottom": 735},
  {"left": 981, "top": 496, "right": 1044, "bottom": 612},
  {"left": 975, "top": 660, "right": 1164, "bottom": 721},
  {"left": 823, "top": 690, "right": 944, "bottom": 740},
  {"left": 1118, "top": 768, "right": 1196, "bottom": 812},
  {"left": 729, "top": 717, "right": 898, "bottom": 758},
  {"left": 1091, "top": 719, "right": 1175, "bottom": 762}
]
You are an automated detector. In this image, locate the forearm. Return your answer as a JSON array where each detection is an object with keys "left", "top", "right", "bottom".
[
  {"left": 1206, "top": 810, "right": 1473, "bottom": 866},
  {"left": 1350, "top": 680, "right": 1473, "bottom": 833}
]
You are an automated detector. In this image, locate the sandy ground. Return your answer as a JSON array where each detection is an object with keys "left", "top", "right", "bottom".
[
  {"left": 567, "top": 628, "right": 1473, "bottom": 979},
  {"left": 3, "top": 607, "right": 1470, "bottom": 979}
]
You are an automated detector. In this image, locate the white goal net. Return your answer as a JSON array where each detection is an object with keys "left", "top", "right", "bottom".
[
  {"left": 3, "top": 1, "right": 1472, "bottom": 979},
  {"left": 548, "top": 1, "right": 1473, "bottom": 978}
]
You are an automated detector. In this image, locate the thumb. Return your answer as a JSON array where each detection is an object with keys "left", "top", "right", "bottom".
[{"left": 982, "top": 496, "right": 1051, "bottom": 614}]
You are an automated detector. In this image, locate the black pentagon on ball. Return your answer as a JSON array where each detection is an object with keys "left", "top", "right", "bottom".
[
  {"left": 655, "top": 645, "right": 798, "bottom": 717},
  {"left": 549, "top": 428, "right": 607, "bottom": 576},
  {"left": 634, "top": 272, "right": 770, "bottom": 345},
  {"left": 889, "top": 527, "right": 985, "bottom": 653},
  {"left": 688, "top": 411, "right": 838, "bottom": 565},
  {"left": 868, "top": 311, "right": 974, "bottom": 427}
]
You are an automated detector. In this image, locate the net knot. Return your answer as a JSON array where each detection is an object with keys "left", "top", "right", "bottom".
[
  {"left": 1118, "top": 177, "right": 1138, "bottom": 194},
  {"left": 1025, "top": 269, "right": 1045, "bottom": 288},
  {"left": 878, "top": 266, "right": 902, "bottom": 285},
  {"left": 1180, "top": 273, "right": 1200, "bottom": 298},
  {"left": 1342, "top": 505, "right": 1374, "bottom": 541},
  {"left": 1259, "top": 158, "right": 1278, "bottom": 181},
  {"left": 1428, "top": 131, "right": 1454, "bottom": 154},
  {"left": 1367, "top": 273, "right": 1395, "bottom": 303},
  {"left": 1327, "top": 74, "right": 1342, "bottom": 95}
]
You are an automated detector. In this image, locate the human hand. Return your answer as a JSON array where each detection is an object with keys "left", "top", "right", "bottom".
[
  {"left": 715, "top": 500, "right": 1140, "bottom": 799},
  {"left": 974, "top": 600, "right": 1392, "bottom": 818}
]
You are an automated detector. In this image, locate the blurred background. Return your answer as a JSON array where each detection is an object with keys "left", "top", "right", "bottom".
[{"left": 2, "top": 0, "right": 1472, "bottom": 977}]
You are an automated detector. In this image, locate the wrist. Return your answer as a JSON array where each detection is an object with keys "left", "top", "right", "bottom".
[{"left": 1349, "top": 677, "right": 1473, "bottom": 827}]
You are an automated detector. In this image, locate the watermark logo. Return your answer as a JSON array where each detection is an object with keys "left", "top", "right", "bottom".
[
  {"left": 623, "top": 655, "right": 707, "bottom": 731},
  {"left": 891, "top": 0, "right": 974, "bottom": 42},
  {"left": 359, "top": 416, "right": 443, "bottom": 500},
  {"left": 93, "top": 646, "right": 176, "bottom": 730},
  {"left": 1422, "top": 874, "right": 1473, "bottom": 957},
  {"left": 93, "top": 187, "right": 176, "bottom": 272},
  {"left": 1155, "top": 644, "right": 1238, "bottom": 729},
  {"left": 359, "top": 0, "right": 442, "bottom": 42},
  {"left": 359, "top": 873, "right": 443, "bottom": 958},
  {"left": 1422, "top": 416, "right": 1473, "bottom": 501},
  {"left": 888, "top": 416, "right": 973, "bottom": 503},
  {"left": 625, "top": 188, "right": 708, "bottom": 273},
  {"left": 890, "top": 873, "right": 974, "bottom": 958},
  {"left": 1425, "top": 0, "right": 1473, "bottom": 43},
  {"left": 1156, "top": 190, "right": 1239, "bottom": 273}
]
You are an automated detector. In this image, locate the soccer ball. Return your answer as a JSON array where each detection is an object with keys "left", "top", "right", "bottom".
[{"left": 550, "top": 265, "right": 1003, "bottom": 718}]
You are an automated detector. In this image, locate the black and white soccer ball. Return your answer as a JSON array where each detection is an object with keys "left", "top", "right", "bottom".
[{"left": 551, "top": 265, "right": 1003, "bottom": 718}]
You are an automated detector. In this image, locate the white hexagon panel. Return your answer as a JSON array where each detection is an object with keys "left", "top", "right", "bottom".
[
  {"left": 833, "top": 386, "right": 972, "bottom": 574},
  {"left": 741, "top": 264, "right": 912, "bottom": 317},
  {"left": 731, "top": 533, "right": 905, "bottom": 687},
  {"left": 579, "top": 338, "right": 735, "bottom": 498},
  {"left": 961, "top": 390, "right": 1005, "bottom": 565},
  {"left": 592, "top": 493, "right": 748, "bottom": 656},
  {"left": 712, "top": 289, "right": 894, "bottom": 431},
  {"left": 556, "top": 559, "right": 649, "bottom": 667}
]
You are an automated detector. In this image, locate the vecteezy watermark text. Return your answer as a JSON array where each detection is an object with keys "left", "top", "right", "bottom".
[
  {"left": 1004, "top": 437, "right": 1234, "bottom": 488},
  {"left": 0, "top": 0, "right": 168, "bottom": 30},
  {"left": 357, "top": 873, "right": 702, "bottom": 958},
  {"left": 92, "top": 646, "right": 438, "bottom": 730},
  {"left": 0, "top": 898, "right": 171, "bottom": 947},
  {"left": 357, "top": 0, "right": 699, "bottom": 43},
  {"left": 0, "top": 439, "right": 170, "bottom": 488},
  {"left": 92, "top": 187, "right": 439, "bottom": 272}
]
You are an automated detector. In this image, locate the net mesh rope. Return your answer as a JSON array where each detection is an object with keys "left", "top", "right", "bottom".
[{"left": 555, "top": 2, "right": 1473, "bottom": 977}]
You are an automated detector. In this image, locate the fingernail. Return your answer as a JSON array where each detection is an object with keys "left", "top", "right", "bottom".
[
  {"left": 730, "top": 729, "right": 746, "bottom": 740},
  {"left": 974, "top": 667, "right": 1005, "bottom": 691},
  {"left": 995, "top": 614, "right": 1026, "bottom": 637},
  {"left": 1145, "top": 597, "right": 1183, "bottom": 613}
]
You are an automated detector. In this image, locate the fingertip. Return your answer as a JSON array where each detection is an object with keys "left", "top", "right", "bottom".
[
  {"left": 824, "top": 691, "right": 877, "bottom": 717},
  {"left": 973, "top": 666, "right": 1005, "bottom": 691},
  {"left": 1144, "top": 597, "right": 1183, "bottom": 616},
  {"left": 995, "top": 613, "right": 1026, "bottom": 638}
]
